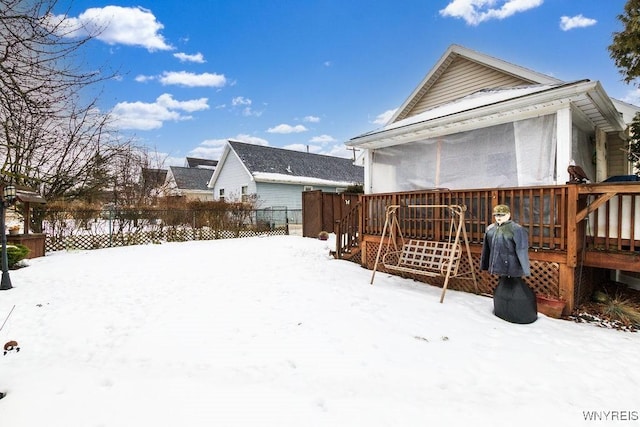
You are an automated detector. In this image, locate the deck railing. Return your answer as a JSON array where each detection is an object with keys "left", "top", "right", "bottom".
[
  {"left": 578, "top": 184, "right": 640, "bottom": 252},
  {"left": 361, "top": 186, "right": 571, "bottom": 250},
  {"left": 334, "top": 201, "right": 361, "bottom": 259}
]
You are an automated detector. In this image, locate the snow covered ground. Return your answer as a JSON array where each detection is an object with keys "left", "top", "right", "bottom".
[{"left": 0, "top": 235, "right": 638, "bottom": 426}]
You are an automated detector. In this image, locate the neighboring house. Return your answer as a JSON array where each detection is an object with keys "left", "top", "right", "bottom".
[
  {"left": 347, "top": 44, "right": 640, "bottom": 193},
  {"left": 208, "top": 140, "right": 364, "bottom": 209},
  {"left": 163, "top": 166, "right": 215, "bottom": 201},
  {"left": 185, "top": 157, "right": 218, "bottom": 169}
]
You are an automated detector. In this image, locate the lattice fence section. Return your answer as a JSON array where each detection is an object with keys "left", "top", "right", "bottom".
[
  {"left": 526, "top": 261, "right": 560, "bottom": 297},
  {"left": 364, "top": 240, "right": 560, "bottom": 297},
  {"left": 46, "top": 227, "right": 288, "bottom": 252}
]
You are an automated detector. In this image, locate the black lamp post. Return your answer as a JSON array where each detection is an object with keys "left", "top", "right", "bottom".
[{"left": 1, "top": 184, "right": 17, "bottom": 291}]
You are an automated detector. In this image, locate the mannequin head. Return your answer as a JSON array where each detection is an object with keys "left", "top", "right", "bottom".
[{"left": 493, "top": 204, "right": 511, "bottom": 225}]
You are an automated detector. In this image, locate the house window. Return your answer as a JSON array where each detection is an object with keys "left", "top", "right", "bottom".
[
  {"left": 241, "top": 186, "right": 248, "bottom": 202},
  {"left": 219, "top": 188, "right": 225, "bottom": 202},
  {"left": 304, "top": 186, "right": 313, "bottom": 192}
]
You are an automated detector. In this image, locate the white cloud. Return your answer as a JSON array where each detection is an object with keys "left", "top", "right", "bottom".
[
  {"left": 135, "top": 74, "right": 154, "bottom": 83},
  {"left": 156, "top": 93, "right": 209, "bottom": 112},
  {"left": 622, "top": 88, "right": 640, "bottom": 105},
  {"left": 560, "top": 14, "right": 597, "bottom": 31},
  {"left": 232, "top": 97, "right": 252, "bottom": 106},
  {"left": 267, "top": 124, "right": 308, "bottom": 134},
  {"left": 304, "top": 116, "right": 321, "bottom": 123},
  {"left": 190, "top": 139, "right": 228, "bottom": 160},
  {"left": 309, "top": 134, "right": 336, "bottom": 144},
  {"left": 283, "top": 143, "right": 320, "bottom": 153},
  {"left": 372, "top": 108, "right": 397, "bottom": 126},
  {"left": 110, "top": 93, "right": 209, "bottom": 130},
  {"left": 192, "top": 134, "right": 270, "bottom": 159},
  {"left": 233, "top": 134, "right": 270, "bottom": 146},
  {"left": 159, "top": 71, "right": 227, "bottom": 87},
  {"left": 326, "top": 144, "right": 356, "bottom": 159},
  {"left": 231, "top": 97, "right": 262, "bottom": 116},
  {"left": 324, "top": 61, "right": 332, "bottom": 67},
  {"left": 54, "top": 6, "right": 172, "bottom": 51},
  {"left": 173, "top": 52, "right": 206, "bottom": 63},
  {"left": 440, "top": 0, "right": 543, "bottom": 26}
]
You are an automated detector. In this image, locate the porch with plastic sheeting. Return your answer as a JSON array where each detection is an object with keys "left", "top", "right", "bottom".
[{"left": 333, "top": 183, "right": 640, "bottom": 314}]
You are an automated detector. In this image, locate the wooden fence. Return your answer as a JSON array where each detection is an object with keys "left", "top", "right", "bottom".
[{"left": 302, "top": 190, "right": 360, "bottom": 238}]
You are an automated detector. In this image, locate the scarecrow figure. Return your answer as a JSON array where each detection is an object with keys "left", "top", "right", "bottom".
[{"left": 481, "top": 204, "right": 537, "bottom": 324}]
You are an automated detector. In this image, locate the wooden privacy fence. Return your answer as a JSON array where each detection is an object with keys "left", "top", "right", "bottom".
[{"left": 302, "top": 190, "right": 360, "bottom": 238}]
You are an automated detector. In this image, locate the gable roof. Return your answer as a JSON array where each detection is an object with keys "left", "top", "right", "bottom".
[
  {"left": 348, "top": 45, "right": 626, "bottom": 149},
  {"left": 167, "top": 166, "right": 214, "bottom": 191},
  {"left": 211, "top": 140, "right": 363, "bottom": 187},
  {"left": 391, "top": 44, "right": 563, "bottom": 124},
  {"left": 185, "top": 157, "right": 218, "bottom": 169}
]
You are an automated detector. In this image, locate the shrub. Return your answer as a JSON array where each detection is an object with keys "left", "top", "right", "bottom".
[
  {"left": 601, "top": 295, "right": 640, "bottom": 327},
  {"left": 7, "top": 244, "right": 29, "bottom": 268}
]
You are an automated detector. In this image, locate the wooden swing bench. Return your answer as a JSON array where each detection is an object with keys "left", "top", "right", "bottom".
[
  {"left": 371, "top": 204, "right": 478, "bottom": 303},
  {"left": 382, "top": 239, "right": 461, "bottom": 278}
]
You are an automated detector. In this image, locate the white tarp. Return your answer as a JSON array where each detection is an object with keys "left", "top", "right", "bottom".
[{"left": 370, "top": 114, "right": 557, "bottom": 192}]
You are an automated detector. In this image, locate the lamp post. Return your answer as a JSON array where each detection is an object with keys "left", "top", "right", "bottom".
[{"left": 1, "top": 184, "right": 17, "bottom": 291}]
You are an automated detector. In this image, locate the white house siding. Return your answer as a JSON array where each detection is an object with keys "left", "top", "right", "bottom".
[
  {"left": 255, "top": 182, "right": 342, "bottom": 210},
  {"left": 211, "top": 152, "right": 257, "bottom": 201},
  {"left": 402, "top": 57, "right": 531, "bottom": 120}
]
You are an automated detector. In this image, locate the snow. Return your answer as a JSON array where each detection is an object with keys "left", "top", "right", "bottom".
[
  {"left": 0, "top": 235, "right": 638, "bottom": 426},
  {"left": 252, "top": 171, "right": 357, "bottom": 188}
]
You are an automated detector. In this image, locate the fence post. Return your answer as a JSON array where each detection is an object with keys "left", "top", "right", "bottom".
[{"left": 107, "top": 204, "right": 114, "bottom": 247}]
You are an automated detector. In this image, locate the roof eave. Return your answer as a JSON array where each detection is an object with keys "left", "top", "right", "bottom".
[
  {"left": 348, "top": 81, "right": 625, "bottom": 149},
  {"left": 253, "top": 175, "right": 360, "bottom": 187}
]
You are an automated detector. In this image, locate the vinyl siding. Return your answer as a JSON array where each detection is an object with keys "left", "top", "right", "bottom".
[
  {"left": 255, "top": 182, "right": 343, "bottom": 210},
  {"left": 404, "top": 57, "right": 532, "bottom": 119},
  {"left": 211, "top": 152, "right": 256, "bottom": 201},
  {"left": 607, "top": 134, "right": 629, "bottom": 176}
]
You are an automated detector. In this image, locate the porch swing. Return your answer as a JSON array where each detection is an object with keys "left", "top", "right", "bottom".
[{"left": 370, "top": 204, "right": 478, "bottom": 303}]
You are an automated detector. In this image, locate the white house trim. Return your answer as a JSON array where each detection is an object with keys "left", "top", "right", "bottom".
[
  {"left": 556, "top": 107, "right": 573, "bottom": 184},
  {"left": 348, "top": 80, "right": 625, "bottom": 150}
]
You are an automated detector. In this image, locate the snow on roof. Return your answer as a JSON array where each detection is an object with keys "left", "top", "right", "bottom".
[
  {"left": 381, "top": 84, "right": 560, "bottom": 133},
  {"left": 252, "top": 172, "right": 358, "bottom": 187}
]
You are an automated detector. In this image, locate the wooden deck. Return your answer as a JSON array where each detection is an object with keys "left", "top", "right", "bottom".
[{"left": 333, "top": 183, "right": 640, "bottom": 313}]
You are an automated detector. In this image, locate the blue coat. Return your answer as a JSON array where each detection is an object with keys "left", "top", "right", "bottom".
[{"left": 480, "top": 220, "right": 530, "bottom": 277}]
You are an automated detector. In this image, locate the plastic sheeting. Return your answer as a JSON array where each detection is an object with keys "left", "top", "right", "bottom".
[{"left": 369, "top": 114, "right": 558, "bottom": 192}]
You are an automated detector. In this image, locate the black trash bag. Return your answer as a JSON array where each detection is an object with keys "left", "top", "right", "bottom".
[{"left": 493, "top": 276, "right": 537, "bottom": 324}]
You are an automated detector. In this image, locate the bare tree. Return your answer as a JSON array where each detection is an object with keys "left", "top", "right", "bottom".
[{"left": 0, "top": 0, "right": 130, "bottom": 200}]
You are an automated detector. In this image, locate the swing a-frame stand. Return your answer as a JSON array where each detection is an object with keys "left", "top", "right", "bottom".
[{"left": 370, "top": 204, "right": 478, "bottom": 303}]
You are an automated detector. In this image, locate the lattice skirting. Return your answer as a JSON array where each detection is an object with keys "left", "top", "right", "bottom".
[
  {"left": 364, "top": 241, "right": 560, "bottom": 297},
  {"left": 45, "top": 227, "right": 288, "bottom": 252}
]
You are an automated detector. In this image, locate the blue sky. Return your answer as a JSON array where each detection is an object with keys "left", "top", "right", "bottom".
[{"left": 56, "top": 0, "right": 633, "bottom": 166}]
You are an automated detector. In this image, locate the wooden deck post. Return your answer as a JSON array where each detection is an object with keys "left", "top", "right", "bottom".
[
  {"left": 558, "top": 264, "right": 575, "bottom": 313},
  {"left": 566, "top": 185, "right": 578, "bottom": 268}
]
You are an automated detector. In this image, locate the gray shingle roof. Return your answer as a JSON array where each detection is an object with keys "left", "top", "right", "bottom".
[
  {"left": 228, "top": 141, "right": 363, "bottom": 183},
  {"left": 169, "top": 166, "right": 214, "bottom": 191}
]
